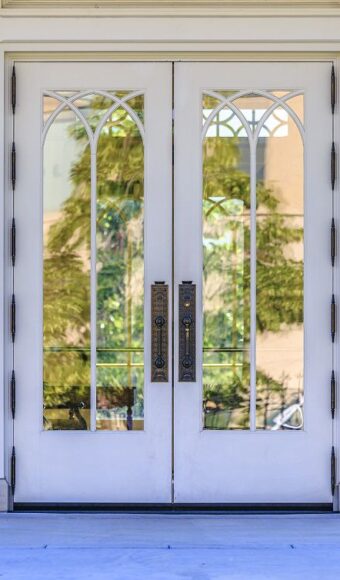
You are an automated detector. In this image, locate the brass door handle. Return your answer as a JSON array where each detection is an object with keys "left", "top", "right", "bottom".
[
  {"left": 182, "top": 314, "right": 193, "bottom": 369},
  {"left": 154, "top": 315, "right": 166, "bottom": 369},
  {"left": 179, "top": 282, "right": 196, "bottom": 382},
  {"left": 151, "top": 283, "right": 169, "bottom": 382}
]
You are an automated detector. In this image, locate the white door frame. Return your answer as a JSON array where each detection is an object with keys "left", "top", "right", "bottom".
[{"left": 0, "top": 11, "right": 339, "bottom": 510}]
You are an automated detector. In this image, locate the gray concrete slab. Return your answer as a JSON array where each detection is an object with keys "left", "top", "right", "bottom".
[{"left": 0, "top": 513, "right": 340, "bottom": 579}]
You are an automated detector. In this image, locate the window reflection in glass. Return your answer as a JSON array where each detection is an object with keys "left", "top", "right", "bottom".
[
  {"left": 202, "top": 91, "right": 304, "bottom": 431},
  {"left": 203, "top": 95, "right": 251, "bottom": 430},
  {"left": 256, "top": 98, "right": 304, "bottom": 430},
  {"left": 43, "top": 105, "right": 91, "bottom": 430},
  {"left": 43, "top": 93, "right": 145, "bottom": 431},
  {"left": 96, "top": 99, "right": 144, "bottom": 431}
]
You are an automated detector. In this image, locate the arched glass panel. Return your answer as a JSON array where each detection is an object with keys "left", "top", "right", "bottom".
[
  {"left": 256, "top": 104, "right": 304, "bottom": 430},
  {"left": 202, "top": 97, "right": 251, "bottom": 430},
  {"left": 43, "top": 107, "right": 91, "bottom": 430},
  {"left": 96, "top": 102, "right": 145, "bottom": 431}
]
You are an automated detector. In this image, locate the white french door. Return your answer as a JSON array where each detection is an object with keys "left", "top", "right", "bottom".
[
  {"left": 12, "top": 62, "right": 173, "bottom": 503},
  {"left": 10, "top": 60, "right": 333, "bottom": 505},
  {"left": 174, "top": 62, "right": 333, "bottom": 503}
]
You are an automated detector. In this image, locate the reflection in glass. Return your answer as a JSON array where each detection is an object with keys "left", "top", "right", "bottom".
[
  {"left": 43, "top": 96, "right": 62, "bottom": 124},
  {"left": 285, "top": 94, "right": 304, "bottom": 124},
  {"left": 43, "top": 105, "right": 91, "bottom": 430},
  {"left": 256, "top": 102, "right": 304, "bottom": 430},
  {"left": 232, "top": 95, "right": 275, "bottom": 133},
  {"left": 203, "top": 95, "right": 251, "bottom": 429},
  {"left": 96, "top": 101, "right": 144, "bottom": 431},
  {"left": 202, "top": 90, "right": 304, "bottom": 431},
  {"left": 43, "top": 92, "right": 145, "bottom": 431}
]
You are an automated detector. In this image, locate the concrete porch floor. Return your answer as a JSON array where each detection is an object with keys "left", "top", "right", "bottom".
[{"left": 0, "top": 513, "right": 340, "bottom": 579}]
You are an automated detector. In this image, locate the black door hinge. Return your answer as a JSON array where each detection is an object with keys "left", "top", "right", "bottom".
[
  {"left": 11, "top": 218, "right": 16, "bottom": 266},
  {"left": 10, "top": 370, "right": 16, "bottom": 420},
  {"left": 331, "top": 218, "right": 336, "bottom": 266},
  {"left": 331, "top": 370, "right": 336, "bottom": 419},
  {"left": 332, "top": 446, "right": 336, "bottom": 496},
  {"left": 331, "top": 294, "right": 336, "bottom": 342},
  {"left": 11, "top": 294, "right": 16, "bottom": 343},
  {"left": 11, "top": 65, "right": 16, "bottom": 116},
  {"left": 332, "top": 142, "right": 336, "bottom": 191},
  {"left": 11, "top": 142, "right": 16, "bottom": 191},
  {"left": 11, "top": 446, "right": 16, "bottom": 494},
  {"left": 331, "top": 64, "right": 336, "bottom": 115}
]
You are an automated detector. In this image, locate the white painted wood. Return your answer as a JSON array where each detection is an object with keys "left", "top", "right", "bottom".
[
  {"left": 174, "top": 61, "right": 333, "bottom": 503},
  {"left": 1, "top": 17, "right": 340, "bottom": 47},
  {"left": 3, "top": 56, "right": 339, "bottom": 505},
  {"left": 13, "top": 62, "right": 173, "bottom": 503},
  {"left": 4, "top": 0, "right": 340, "bottom": 7},
  {"left": 3, "top": 0, "right": 340, "bottom": 19},
  {"left": 0, "top": 50, "right": 6, "bottom": 483}
]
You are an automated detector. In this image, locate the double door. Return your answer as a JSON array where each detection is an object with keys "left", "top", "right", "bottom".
[{"left": 11, "top": 61, "right": 333, "bottom": 504}]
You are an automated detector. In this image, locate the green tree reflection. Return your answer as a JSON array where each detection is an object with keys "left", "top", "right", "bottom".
[
  {"left": 43, "top": 96, "right": 144, "bottom": 430},
  {"left": 203, "top": 132, "right": 303, "bottom": 430},
  {"left": 43, "top": 96, "right": 303, "bottom": 432}
]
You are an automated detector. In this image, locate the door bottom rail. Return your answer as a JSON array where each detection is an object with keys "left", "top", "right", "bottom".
[{"left": 13, "top": 502, "right": 333, "bottom": 513}]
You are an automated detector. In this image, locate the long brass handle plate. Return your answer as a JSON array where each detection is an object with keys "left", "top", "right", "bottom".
[
  {"left": 179, "top": 282, "right": 196, "bottom": 382},
  {"left": 151, "top": 282, "right": 169, "bottom": 382}
]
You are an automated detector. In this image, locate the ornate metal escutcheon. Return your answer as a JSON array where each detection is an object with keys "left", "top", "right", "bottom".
[
  {"left": 179, "top": 282, "right": 196, "bottom": 382},
  {"left": 151, "top": 282, "right": 169, "bottom": 382}
]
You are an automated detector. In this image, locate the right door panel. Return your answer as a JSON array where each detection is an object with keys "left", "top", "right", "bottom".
[{"left": 174, "top": 62, "right": 333, "bottom": 503}]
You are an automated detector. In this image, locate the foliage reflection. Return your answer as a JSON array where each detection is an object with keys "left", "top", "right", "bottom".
[
  {"left": 43, "top": 94, "right": 144, "bottom": 431},
  {"left": 202, "top": 93, "right": 304, "bottom": 430}
]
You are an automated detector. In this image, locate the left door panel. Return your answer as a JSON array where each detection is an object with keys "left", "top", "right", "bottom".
[{"left": 10, "top": 62, "right": 173, "bottom": 503}]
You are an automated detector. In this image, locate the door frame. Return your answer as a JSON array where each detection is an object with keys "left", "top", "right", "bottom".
[{"left": 0, "top": 31, "right": 339, "bottom": 510}]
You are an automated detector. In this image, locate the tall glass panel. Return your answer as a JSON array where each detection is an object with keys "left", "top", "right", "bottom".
[
  {"left": 43, "top": 91, "right": 145, "bottom": 432},
  {"left": 256, "top": 97, "right": 304, "bottom": 430},
  {"left": 96, "top": 97, "right": 145, "bottom": 431},
  {"left": 202, "top": 94, "right": 251, "bottom": 430},
  {"left": 202, "top": 90, "right": 304, "bottom": 431},
  {"left": 43, "top": 104, "right": 91, "bottom": 430}
]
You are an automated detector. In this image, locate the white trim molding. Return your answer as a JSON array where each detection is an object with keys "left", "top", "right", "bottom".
[
  {"left": 3, "top": 0, "right": 340, "bottom": 4},
  {"left": 3, "top": 0, "right": 340, "bottom": 17},
  {"left": 0, "top": 480, "right": 10, "bottom": 512}
]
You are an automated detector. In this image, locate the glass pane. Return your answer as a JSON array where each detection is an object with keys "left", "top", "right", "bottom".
[
  {"left": 286, "top": 94, "right": 304, "bottom": 124},
  {"left": 96, "top": 101, "right": 144, "bottom": 431},
  {"left": 232, "top": 94, "right": 275, "bottom": 132},
  {"left": 43, "top": 107, "right": 91, "bottom": 430},
  {"left": 43, "top": 96, "right": 62, "bottom": 124},
  {"left": 73, "top": 93, "right": 114, "bottom": 131},
  {"left": 204, "top": 104, "right": 248, "bottom": 138},
  {"left": 203, "top": 93, "right": 223, "bottom": 118},
  {"left": 202, "top": 104, "right": 251, "bottom": 430},
  {"left": 203, "top": 356, "right": 250, "bottom": 430},
  {"left": 256, "top": 102, "right": 304, "bottom": 430},
  {"left": 125, "top": 94, "right": 144, "bottom": 124},
  {"left": 214, "top": 90, "right": 239, "bottom": 100},
  {"left": 258, "top": 107, "right": 289, "bottom": 138}
]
